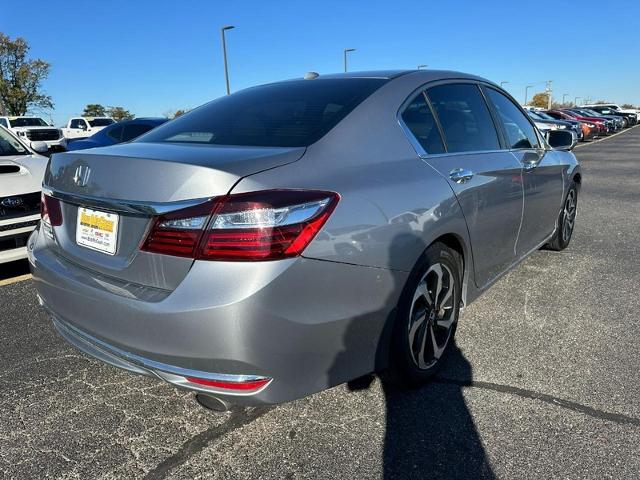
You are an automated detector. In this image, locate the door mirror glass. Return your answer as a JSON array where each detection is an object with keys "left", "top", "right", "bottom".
[
  {"left": 546, "top": 130, "right": 576, "bottom": 151},
  {"left": 30, "top": 141, "right": 49, "bottom": 154}
]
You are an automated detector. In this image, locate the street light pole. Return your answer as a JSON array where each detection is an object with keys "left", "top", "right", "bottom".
[
  {"left": 500, "top": 81, "right": 509, "bottom": 88},
  {"left": 524, "top": 85, "right": 533, "bottom": 106},
  {"left": 562, "top": 93, "right": 569, "bottom": 105},
  {"left": 417, "top": 64, "right": 428, "bottom": 69},
  {"left": 574, "top": 96, "right": 581, "bottom": 107},
  {"left": 344, "top": 48, "right": 356, "bottom": 73},
  {"left": 221, "top": 25, "right": 235, "bottom": 95}
]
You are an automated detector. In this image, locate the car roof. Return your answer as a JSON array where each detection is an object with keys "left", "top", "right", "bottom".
[{"left": 298, "top": 69, "right": 492, "bottom": 83}]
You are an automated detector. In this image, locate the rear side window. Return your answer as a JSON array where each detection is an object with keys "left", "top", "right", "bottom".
[
  {"left": 426, "top": 84, "right": 500, "bottom": 153},
  {"left": 121, "top": 124, "right": 154, "bottom": 142},
  {"left": 107, "top": 125, "right": 123, "bottom": 141},
  {"left": 484, "top": 88, "right": 539, "bottom": 149},
  {"left": 401, "top": 93, "right": 445, "bottom": 154},
  {"left": 138, "top": 79, "right": 387, "bottom": 148}
]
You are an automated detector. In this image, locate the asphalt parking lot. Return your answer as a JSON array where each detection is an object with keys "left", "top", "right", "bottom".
[{"left": 1, "top": 128, "right": 639, "bottom": 480}]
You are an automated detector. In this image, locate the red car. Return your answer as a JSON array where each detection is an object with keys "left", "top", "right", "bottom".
[
  {"left": 545, "top": 110, "right": 601, "bottom": 139},
  {"left": 557, "top": 110, "right": 610, "bottom": 136}
]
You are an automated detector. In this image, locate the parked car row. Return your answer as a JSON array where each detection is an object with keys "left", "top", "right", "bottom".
[
  {"left": 525, "top": 103, "right": 637, "bottom": 143},
  {"left": 0, "top": 115, "right": 169, "bottom": 154}
]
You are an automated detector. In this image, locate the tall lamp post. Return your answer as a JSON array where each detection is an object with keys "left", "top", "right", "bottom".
[
  {"left": 500, "top": 81, "right": 509, "bottom": 88},
  {"left": 562, "top": 93, "right": 569, "bottom": 105},
  {"left": 417, "top": 64, "right": 428, "bottom": 69},
  {"left": 574, "top": 96, "right": 581, "bottom": 107},
  {"left": 524, "top": 85, "right": 533, "bottom": 106},
  {"left": 344, "top": 48, "right": 356, "bottom": 73},
  {"left": 221, "top": 25, "right": 235, "bottom": 95}
]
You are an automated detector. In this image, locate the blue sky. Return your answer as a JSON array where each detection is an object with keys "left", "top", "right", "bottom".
[{"left": 2, "top": 0, "right": 639, "bottom": 125}]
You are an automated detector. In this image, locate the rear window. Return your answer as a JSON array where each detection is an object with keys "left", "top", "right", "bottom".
[
  {"left": 138, "top": 79, "right": 387, "bottom": 147},
  {"left": 89, "top": 118, "right": 115, "bottom": 127}
]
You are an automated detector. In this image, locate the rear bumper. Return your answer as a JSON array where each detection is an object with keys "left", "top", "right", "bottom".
[{"left": 28, "top": 227, "right": 405, "bottom": 405}]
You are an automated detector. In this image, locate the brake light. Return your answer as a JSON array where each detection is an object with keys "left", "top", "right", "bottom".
[
  {"left": 41, "top": 193, "right": 63, "bottom": 226},
  {"left": 142, "top": 190, "right": 339, "bottom": 261}
]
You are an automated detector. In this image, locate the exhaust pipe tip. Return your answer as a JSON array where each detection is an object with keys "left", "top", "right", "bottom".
[{"left": 195, "top": 393, "right": 231, "bottom": 412}]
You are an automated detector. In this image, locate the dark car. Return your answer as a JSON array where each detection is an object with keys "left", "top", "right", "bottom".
[
  {"left": 582, "top": 105, "right": 637, "bottom": 127},
  {"left": 567, "top": 109, "right": 621, "bottom": 132},
  {"left": 66, "top": 118, "right": 168, "bottom": 151},
  {"left": 559, "top": 110, "right": 614, "bottom": 134}
]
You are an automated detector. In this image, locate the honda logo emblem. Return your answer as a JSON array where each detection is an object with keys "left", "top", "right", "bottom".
[{"left": 73, "top": 165, "right": 91, "bottom": 187}]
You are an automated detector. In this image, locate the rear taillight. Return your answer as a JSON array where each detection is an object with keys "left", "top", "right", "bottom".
[
  {"left": 41, "top": 193, "right": 63, "bottom": 226},
  {"left": 142, "top": 190, "right": 339, "bottom": 261}
]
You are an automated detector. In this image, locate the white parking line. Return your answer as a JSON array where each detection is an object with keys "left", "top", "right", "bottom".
[
  {"left": 0, "top": 273, "right": 32, "bottom": 287},
  {"left": 575, "top": 124, "right": 639, "bottom": 149}
]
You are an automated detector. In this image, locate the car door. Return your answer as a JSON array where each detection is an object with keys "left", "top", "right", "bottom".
[
  {"left": 482, "top": 86, "right": 564, "bottom": 256},
  {"left": 417, "top": 82, "right": 524, "bottom": 288}
]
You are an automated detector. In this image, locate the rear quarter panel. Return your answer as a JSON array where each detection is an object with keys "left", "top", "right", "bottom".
[{"left": 232, "top": 72, "right": 473, "bottom": 275}]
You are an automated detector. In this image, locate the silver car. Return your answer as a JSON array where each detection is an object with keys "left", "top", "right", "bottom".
[{"left": 29, "top": 70, "right": 581, "bottom": 410}]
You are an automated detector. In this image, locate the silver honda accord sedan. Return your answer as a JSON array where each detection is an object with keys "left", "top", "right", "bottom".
[{"left": 29, "top": 70, "right": 581, "bottom": 409}]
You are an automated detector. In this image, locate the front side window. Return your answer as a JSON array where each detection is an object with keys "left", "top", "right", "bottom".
[
  {"left": 0, "top": 118, "right": 9, "bottom": 128},
  {"left": 426, "top": 84, "right": 500, "bottom": 153},
  {"left": 400, "top": 93, "right": 445, "bottom": 154},
  {"left": 138, "top": 78, "right": 387, "bottom": 148},
  {"left": 484, "top": 88, "right": 539, "bottom": 149}
]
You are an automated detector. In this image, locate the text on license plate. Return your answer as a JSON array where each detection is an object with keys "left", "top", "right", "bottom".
[{"left": 76, "top": 207, "right": 119, "bottom": 255}]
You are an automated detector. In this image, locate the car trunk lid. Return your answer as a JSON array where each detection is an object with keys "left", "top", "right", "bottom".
[{"left": 43, "top": 142, "right": 305, "bottom": 290}]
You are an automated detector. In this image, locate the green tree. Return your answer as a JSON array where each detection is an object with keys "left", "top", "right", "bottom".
[
  {"left": 529, "top": 92, "right": 550, "bottom": 108},
  {"left": 621, "top": 103, "right": 636, "bottom": 109},
  {"left": 106, "top": 106, "right": 134, "bottom": 121},
  {"left": 0, "top": 33, "right": 53, "bottom": 116},
  {"left": 82, "top": 104, "right": 106, "bottom": 116}
]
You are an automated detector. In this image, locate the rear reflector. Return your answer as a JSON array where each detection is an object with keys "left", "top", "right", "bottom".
[
  {"left": 41, "top": 193, "right": 63, "bottom": 226},
  {"left": 142, "top": 190, "right": 339, "bottom": 261},
  {"left": 185, "top": 376, "right": 271, "bottom": 392}
]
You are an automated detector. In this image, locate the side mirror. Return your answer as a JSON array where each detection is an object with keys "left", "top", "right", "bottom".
[
  {"left": 30, "top": 141, "right": 49, "bottom": 154},
  {"left": 546, "top": 130, "right": 576, "bottom": 151}
]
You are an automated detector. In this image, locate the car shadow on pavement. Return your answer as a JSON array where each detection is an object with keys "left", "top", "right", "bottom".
[{"left": 329, "top": 231, "right": 495, "bottom": 479}]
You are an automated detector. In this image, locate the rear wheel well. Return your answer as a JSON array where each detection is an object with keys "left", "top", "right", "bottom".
[
  {"left": 432, "top": 234, "right": 465, "bottom": 277},
  {"left": 573, "top": 172, "right": 582, "bottom": 187}
]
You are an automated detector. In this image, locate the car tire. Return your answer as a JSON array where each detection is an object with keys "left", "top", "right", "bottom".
[
  {"left": 545, "top": 183, "right": 578, "bottom": 251},
  {"left": 390, "top": 242, "right": 462, "bottom": 386}
]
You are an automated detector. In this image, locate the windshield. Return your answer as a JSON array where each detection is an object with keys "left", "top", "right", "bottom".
[
  {"left": 535, "top": 111, "right": 555, "bottom": 121},
  {"left": 89, "top": 118, "right": 115, "bottom": 127},
  {"left": 0, "top": 128, "right": 29, "bottom": 156},
  {"left": 527, "top": 110, "right": 543, "bottom": 120},
  {"left": 138, "top": 78, "right": 387, "bottom": 148},
  {"left": 9, "top": 117, "right": 48, "bottom": 127}
]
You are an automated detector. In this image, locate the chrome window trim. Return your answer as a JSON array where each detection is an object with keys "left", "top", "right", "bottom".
[
  {"left": 397, "top": 78, "right": 512, "bottom": 158},
  {"left": 42, "top": 187, "right": 212, "bottom": 216}
]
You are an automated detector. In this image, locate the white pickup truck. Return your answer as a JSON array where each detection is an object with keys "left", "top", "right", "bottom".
[
  {"left": 0, "top": 116, "right": 67, "bottom": 153},
  {"left": 62, "top": 117, "right": 115, "bottom": 140}
]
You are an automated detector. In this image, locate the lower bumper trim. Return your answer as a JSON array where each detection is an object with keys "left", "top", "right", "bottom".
[{"left": 51, "top": 315, "right": 271, "bottom": 396}]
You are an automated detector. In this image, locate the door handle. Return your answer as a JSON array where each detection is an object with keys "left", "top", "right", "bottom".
[{"left": 449, "top": 168, "right": 474, "bottom": 184}]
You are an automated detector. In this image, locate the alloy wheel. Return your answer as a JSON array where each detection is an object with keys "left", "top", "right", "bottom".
[
  {"left": 407, "top": 263, "right": 456, "bottom": 370},
  {"left": 562, "top": 189, "right": 577, "bottom": 243}
]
